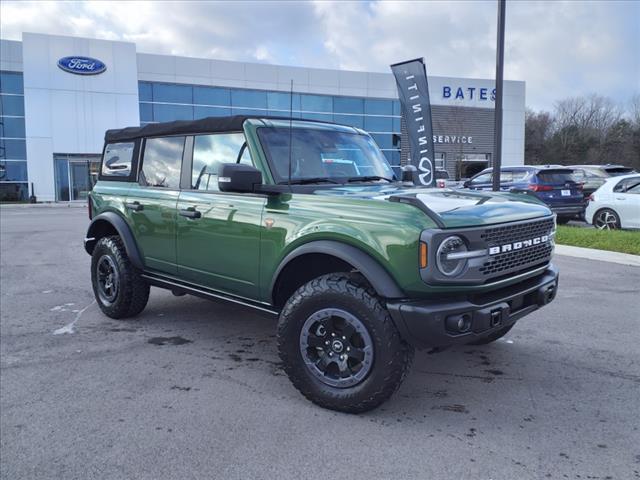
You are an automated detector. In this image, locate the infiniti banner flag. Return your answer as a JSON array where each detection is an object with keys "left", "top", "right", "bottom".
[{"left": 391, "top": 58, "right": 436, "bottom": 187}]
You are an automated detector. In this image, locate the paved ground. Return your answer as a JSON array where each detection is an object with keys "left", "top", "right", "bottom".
[{"left": 1, "top": 206, "right": 639, "bottom": 480}]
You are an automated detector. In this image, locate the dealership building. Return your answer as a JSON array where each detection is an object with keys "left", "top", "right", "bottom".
[{"left": 0, "top": 32, "right": 525, "bottom": 202}]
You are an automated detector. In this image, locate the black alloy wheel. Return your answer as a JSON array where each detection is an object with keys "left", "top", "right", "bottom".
[
  {"left": 299, "top": 308, "right": 374, "bottom": 388},
  {"left": 96, "top": 254, "right": 120, "bottom": 305}
]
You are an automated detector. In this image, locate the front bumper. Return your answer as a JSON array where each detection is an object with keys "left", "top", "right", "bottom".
[{"left": 387, "top": 264, "right": 559, "bottom": 349}]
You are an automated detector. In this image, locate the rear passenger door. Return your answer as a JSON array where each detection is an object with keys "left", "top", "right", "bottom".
[
  {"left": 125, "top": 135, "right": 186, "bottom": 275},
  {"left": 176, "top": 133, "right": 266, "bottom": 299}
]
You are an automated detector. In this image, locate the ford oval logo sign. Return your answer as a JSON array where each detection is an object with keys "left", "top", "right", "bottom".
[{"left": 57, "top": 56, "right": 106, "bottom": 75}]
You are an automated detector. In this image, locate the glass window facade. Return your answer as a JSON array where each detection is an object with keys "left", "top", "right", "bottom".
[
  {"left": 138, "top": 81, "right": 401, "bottom": 167},
  {"left": 53, "top": 154, "right": 101, "bottom": 201},
  {"left": 1, "top": 71, "right": 28, "bottom": 201}
]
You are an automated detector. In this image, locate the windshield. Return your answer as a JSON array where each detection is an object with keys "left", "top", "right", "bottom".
[{"left": 257, "top": 127, "right": 395, "bottom": 184}]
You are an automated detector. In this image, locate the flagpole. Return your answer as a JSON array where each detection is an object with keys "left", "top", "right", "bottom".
[{"left": 492, "top": 0, "right": 506, "bottom": 191}]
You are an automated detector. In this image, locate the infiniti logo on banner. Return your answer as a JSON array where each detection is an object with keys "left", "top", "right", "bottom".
[
  {"left": 390, "top": 58, "right": 436, "bottom": 187},
  {"left": 57, "top": 56, "right": 107, "bottom": 75}
]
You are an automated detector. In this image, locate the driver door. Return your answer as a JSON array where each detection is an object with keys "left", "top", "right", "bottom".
[{"left": 176, "top": 133, "right": 266, "bottom": 299}]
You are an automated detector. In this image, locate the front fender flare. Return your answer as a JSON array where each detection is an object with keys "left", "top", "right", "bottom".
[
  {"left": 84, "top": 212, "right": 144, "bottom": 270},
  {"left": 270, "top": 240, "right": 405, "bottom": 301}
]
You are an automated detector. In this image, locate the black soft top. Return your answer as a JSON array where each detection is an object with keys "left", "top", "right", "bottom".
[{"left": 104, "top": 115, "right": 336, "bottom": 143}]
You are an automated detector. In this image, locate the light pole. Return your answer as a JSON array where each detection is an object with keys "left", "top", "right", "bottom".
[{"left": 492, "top": 0, "right": 506, "bottom": 191}]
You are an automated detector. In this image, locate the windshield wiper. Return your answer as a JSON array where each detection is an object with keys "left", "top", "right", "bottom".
[
  {"left": 278, "top": 177, "right": 342, "bottom": 185},
  {"left": 346, "top": 175, "right": 394, "bottom": 183}
]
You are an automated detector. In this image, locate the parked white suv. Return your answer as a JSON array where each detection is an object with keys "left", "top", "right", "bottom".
[{"left": 585, "top": 174, "right": 640, "bottom": 230}]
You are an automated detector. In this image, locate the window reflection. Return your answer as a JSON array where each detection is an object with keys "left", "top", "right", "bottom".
[
  {"left": 192, "top": 133, "right": 250, "bottom": 191},
  {"left": 141, "top": 136, "right": 185, "bottom": 189}
]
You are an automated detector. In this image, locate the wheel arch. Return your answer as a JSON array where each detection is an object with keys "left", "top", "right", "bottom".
[
  {"left": 84, "top": 212, "right": 144, "bottom": 270},
  {"left": 270, "top": 240, "right": 405, "bottom": 308}
]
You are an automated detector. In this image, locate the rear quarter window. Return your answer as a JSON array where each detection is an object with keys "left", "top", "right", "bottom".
[{"left": 101, "top": 142, "right": 135, "bottom": 178}]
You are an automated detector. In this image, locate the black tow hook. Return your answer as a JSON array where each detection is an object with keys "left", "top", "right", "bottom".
[{"left": 490, "top": 309, "right": 503, "bottom": 328}]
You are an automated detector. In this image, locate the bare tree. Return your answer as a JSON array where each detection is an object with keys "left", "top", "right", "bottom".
[
  {"left": 555, "top": 94, "right": 622, "bottom": 140},
  {"left": 524, "top": 109, "right": 554, "bottom": 165}
]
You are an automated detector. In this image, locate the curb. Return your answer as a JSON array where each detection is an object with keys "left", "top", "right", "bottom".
[
  {"left": 0, "top": 202, "right": 86, "bottom": 209},
  {"left": 555, "top": 244, "right": 640, "bottom": 267}
]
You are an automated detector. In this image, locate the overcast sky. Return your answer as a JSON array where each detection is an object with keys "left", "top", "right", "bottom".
[{"left": 1, "top": 0, "right": 638, "bottom": 111}]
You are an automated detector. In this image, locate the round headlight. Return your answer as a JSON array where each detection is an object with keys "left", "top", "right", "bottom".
[{"left": 436, "top": 235, "right": 468, "bottom": 277}]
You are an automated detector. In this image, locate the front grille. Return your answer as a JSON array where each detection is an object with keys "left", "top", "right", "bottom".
[
  {"left": 480, "top": 243, "right": 553, "bottom": 276},
  {"left": 481, "top": 217, "right": 555, "bottom": 245},
  {"left": 479, "top": 217, "right": 555, "bottom": 277}
]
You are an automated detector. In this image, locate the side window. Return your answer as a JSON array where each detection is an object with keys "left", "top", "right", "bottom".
[
  {"left": 511, "top": 170, "right": 530, "bottom": 182},
  {"left": 140, "top": 136, "right": 185, "bottom": 189},
  {"left": 628, "top": 183, "right": 640, "bottom": 194},
  {"left": 471, "top": 172, "right": 492, "bottom": 184},
  {"left": 191, "top": 133, "right": 250, "bottom": 191},
  {"left": 102, "top": 142, "right": 134, "bottom": 177},
  {"left": 500, "top": 171, "right": 514, "bottom": 182},
  {"left": 615, "top": 177, "right": 640, "bottom": 193},
  {"left": 613, "top": 178, "right": 630, "bottom": 193}
]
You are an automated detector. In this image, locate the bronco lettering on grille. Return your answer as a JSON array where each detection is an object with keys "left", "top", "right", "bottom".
[{"left": 488, "top": 235, "right": 550, "bottom": 255}]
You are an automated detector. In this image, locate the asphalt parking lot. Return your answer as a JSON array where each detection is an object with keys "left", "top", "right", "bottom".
[{"left": 1, "top": 205, "right": 639, "bottom": 480}]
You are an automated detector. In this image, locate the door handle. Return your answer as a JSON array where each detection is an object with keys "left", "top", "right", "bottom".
[
  {"left": 125, "top": 201, "right": 143, "bottom": 212},
  {"left": 179, "top": 207, "right": 201, "bottom": 219},
  {"left": 615, "top": 197, "right": 626, "bottom": 201}
]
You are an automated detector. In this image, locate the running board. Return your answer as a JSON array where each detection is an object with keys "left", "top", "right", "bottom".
[{"left": 141, "top": 272, "right": 279, "bottom": 316}]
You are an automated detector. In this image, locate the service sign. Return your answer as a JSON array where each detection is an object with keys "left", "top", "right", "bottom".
[{"left": 57, "top": 56, "right": 106, "bottom": 75}]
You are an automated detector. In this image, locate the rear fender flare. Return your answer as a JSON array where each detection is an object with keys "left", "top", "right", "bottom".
[{"left": 84, "top": 212, "right": 144, "bottom": 270}]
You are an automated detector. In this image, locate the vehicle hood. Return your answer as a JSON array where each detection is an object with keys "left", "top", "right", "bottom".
[{"left": 315, "top": 184, "right": 552, "bottom": 228}]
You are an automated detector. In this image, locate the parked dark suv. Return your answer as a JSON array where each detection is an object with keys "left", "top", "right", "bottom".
[
  {"left": 463, "top": 166, "right": 585, "bottom": 223},
  {"left": 85, "top": 116, "right": 559, "bottom": 412}
]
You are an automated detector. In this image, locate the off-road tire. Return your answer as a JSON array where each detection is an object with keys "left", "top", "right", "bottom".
[
  {"left": 277, "top": 273, "right": 414, "bottom": 413},
  {"left": 91, "top": 236, "right": 150, "bottom": 319},
  {"left": 468, "top": 324, "right": 514, "bottom": 345}
]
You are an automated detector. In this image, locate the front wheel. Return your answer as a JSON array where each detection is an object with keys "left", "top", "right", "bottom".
[
  {"left": 91, "top": 236, "right": 150, "bottom": 319},
  {"left": 277, "top": 273, "right": 414, "bottom": 413}
]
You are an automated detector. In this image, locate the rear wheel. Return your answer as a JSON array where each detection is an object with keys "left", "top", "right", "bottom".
[
  {"left": 91, "top": 236, "right": 150, "bottom": 319},
  {"left": 593, "top": 208, "right": 620, "bottom": 230},
  {"left": 277, "top": 273, "right": 414, "bottom": 413},
  {"left": 556, "top": 216, "right": 572, "bottom": 225}
]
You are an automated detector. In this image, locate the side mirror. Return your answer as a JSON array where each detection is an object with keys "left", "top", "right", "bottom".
[
  {"left": 218, "top": 163, "right": 262, "bottom": 193},
  {"left": 463, "top": 180, "right": 471, "bottom": 188}
]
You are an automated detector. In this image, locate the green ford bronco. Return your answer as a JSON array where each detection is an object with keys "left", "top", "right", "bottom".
[{"left": 85, "top": 115, "right": 558, "bottom": 413}]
